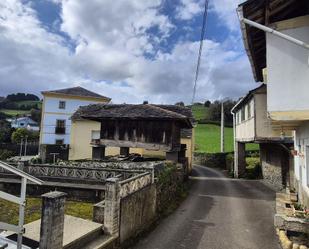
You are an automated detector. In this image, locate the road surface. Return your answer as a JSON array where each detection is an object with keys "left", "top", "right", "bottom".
[{"left": 131, "top": 165, "right": 281, "bottom": 249}]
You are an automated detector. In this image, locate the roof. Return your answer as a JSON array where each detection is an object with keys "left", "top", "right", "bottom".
[
  {"left": 238, "top": 0, "right": 309, "bottom": 82},
  {"left": 72, "top": 104, "right": 194, "bottom": 128},
  {"left": 14, "top": 117, "right": 37, "bottom": 124},
  {"left": 41, "top": 86, "right": 111, "bottom": 101},
  {"left": 231, "top": 84, "right": 266, "bottom": 113}
]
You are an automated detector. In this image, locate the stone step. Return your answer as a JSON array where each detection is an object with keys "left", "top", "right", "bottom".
[{"left": 83, "top": 235, "right": 117, "bottom": 249}]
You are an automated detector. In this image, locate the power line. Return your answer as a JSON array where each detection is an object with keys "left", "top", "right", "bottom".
[{"left": 191, "top": 0, "right": 209, "bottom": 105}]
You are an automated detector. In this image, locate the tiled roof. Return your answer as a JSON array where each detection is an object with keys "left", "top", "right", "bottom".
[{"left": 42, "top": 86, "right": 111, "bottom": 100}]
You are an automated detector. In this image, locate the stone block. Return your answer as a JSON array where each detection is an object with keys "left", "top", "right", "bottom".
[{"left": 93, "top": 200, "right": 105, "bottom": 224}]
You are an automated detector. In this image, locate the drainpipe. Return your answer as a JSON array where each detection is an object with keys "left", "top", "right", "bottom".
[
  {"left": 237, "top": 8, "right": 309, "bottom": 51},
  {"left": 231, "top": 110, "right": 237, "bottom": 176}
]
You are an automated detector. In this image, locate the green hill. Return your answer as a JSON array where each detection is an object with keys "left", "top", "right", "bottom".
[{"left": 190, "top": 104, "right": 209, "bottom": 121}]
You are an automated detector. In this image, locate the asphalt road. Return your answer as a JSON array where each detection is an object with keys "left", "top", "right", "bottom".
[{"left": 131, "top": 165, "right": 281, "bottom": 249}]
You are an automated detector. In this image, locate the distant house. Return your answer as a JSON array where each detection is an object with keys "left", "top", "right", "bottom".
[
  {"left": 11, "top": 116, "right": 39, "bottom": 131},
  {"left": 39, "top": 86, "right": 111, "bottom": 162},
  {"left": 70, "top": 104, "right": 195, "bottom": 172},
  {"left": 238, "top": 0, "right": 309, "bottom": 206},
  {"left": 231, "top": 84, "right": 294, "bottom": 190}
]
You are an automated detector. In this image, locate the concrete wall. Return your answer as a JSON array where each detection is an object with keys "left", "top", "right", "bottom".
[
  {"left": 294, "top": 121, "right": 309, "bottom": 207},
  {"left": 266, "top": 19, "right": 309, "bottom": 119},
  {"left": 119, "top": 185, "right": 156, "bottom": 243},
  {"left": 235, "top": 117, "right": 255, "bottom": 142}
]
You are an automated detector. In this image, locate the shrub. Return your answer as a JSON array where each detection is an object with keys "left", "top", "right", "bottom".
[
  {"left": 0, "top": 149, "right": 14, "bottom": 160},
  {"left": 245, "top": 157, "right": 262, "bottom": 179},
  {"left": 226, "top": 153, "right": 234, "bottom": 172}
]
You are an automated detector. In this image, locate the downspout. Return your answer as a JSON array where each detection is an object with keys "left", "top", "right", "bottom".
[
  {"left": 231, "top": 109, "right": 237, "bottom": 177},
  {"left": 237, "top": 8, "right": 309, "bottom": 52}
]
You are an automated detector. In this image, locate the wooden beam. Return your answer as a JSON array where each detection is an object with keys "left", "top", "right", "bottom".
[{"left": 99, "top": 139, "right": 176, "bottom": 152}]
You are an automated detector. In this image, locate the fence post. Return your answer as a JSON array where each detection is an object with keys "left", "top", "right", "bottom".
[
  {"left": 39, "top": 191, "right": 67, "bottom": 249},
  {"left": 104, "top": 178, "right": 120, "bottom": 236}
]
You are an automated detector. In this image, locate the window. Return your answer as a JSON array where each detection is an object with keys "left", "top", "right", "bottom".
[
  {"left": 241, "top": 107, "right": 245, "bottom": 122},
  {"left": 59, "top": 101, "right": 66, "bottom": 109},
  {"left": 55, "top": 139, "right": 64, "bottom": 145},
  {"left": 55, "top": 119, "right": 66, "bottom": 134},
  {"left": 247, "top": 103, "right": 251, "bottom": 119}
]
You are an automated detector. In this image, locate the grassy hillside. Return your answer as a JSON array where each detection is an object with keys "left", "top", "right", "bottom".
[
  {"left": 194, "top": 124, "right": 258, "bottom": 153},
  {"left": 0, "top": 109, "right": 30, "bottom": 116},
  {"left": 14, "top": 100, "right": 42, "bottom": 108},
  {"left": 190, "top": 104, "right": 209, "bottom": 121}
]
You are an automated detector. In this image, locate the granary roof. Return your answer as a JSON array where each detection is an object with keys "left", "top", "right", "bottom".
[
  {"left": 41, "top": 86, "right": 111, "bottom": 101},
  {"left": 72, "top": 104, "right": 194, "bottom": 128},
  {"left": 238, "top": 0, "right": 309, "bottom": 82}
]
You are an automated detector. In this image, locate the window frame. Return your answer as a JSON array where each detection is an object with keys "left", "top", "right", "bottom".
[{"left": 59, "top": 100, "right": 66, "bottom": 109}]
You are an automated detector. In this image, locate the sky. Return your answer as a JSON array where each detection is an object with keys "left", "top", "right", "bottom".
[{"left": 0, "top": 0, "right": 257, "bottom": 104}]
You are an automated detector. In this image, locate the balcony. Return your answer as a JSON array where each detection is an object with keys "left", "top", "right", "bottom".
[{"left": 55, "top": 127, "right": 66, "bottom": 134}]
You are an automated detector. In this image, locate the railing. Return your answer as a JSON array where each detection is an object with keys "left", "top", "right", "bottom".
[
  {"left": 0, "top": 161, "right": 43, "bottom": 249},
  {"left": 0, "top": 164, "right": 145, "bottom": 183},
  {"left": 119, "top": 172, "right": 152, "bottom": 198}
]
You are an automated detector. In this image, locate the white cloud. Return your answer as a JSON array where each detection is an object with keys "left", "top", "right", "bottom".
[
  {"left": 0, "top": 0, "right": 255, "bottom": 105},
  {"left": 175, "top": 0, "right": 204, "bottom": 20},
  {"left": 209, "top": 0, "right": 243, "bottom": 32}
]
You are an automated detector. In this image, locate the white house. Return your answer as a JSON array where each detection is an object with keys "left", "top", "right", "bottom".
[
  {"left": 231, "top": 84, "right": 294, "bottom": 190},
  {"left": 39, "top": 86, "right": 111, "bottom": 161},
  {"left": 11, "top": 116, "right": 39, "bottom": 131},
  {"left": 238, "top": 0, "right": 309, "bottom": 206}
]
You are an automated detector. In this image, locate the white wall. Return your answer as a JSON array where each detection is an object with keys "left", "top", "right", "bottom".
[
  {"left": 41, "top": 96, "right": 106, "bottom": 144},
  {"left": 267, "top": 26, "right": 309, "bottom": 113},
  {"left": 294, "top": 122, "right": 309, "bottom": 205}
]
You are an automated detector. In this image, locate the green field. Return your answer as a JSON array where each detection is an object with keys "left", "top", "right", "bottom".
[
  {"left": 194, "top": 124, "right": 258, "bottom": 153},
  {"left": 0, "top": 198, "right": 93, "bottom": 225},
  {"left": 14, "top": 100, "right": 42, "bottom": 108},
  {"left": 0, "top": 109, "right": 30, "bottom": 116},
  {"left": 190, "top": 104, "right": 208, "bottom": 121}
]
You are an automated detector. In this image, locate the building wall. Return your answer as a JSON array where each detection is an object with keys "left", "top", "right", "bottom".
[
  {"left": 235, "top": 98, "right": 255, "bottom": 142},
  {"left": 40, "top": 95, "right": 108, "bottom": 145},
  {"left": 294, "top": 121, "right": 309, "bottom": 207},
  {"left": 260, "top": 143, "right": 289, "bottom": 191},
  {"left": 266, "top": 22, "right": 309, "bottom": 118}
]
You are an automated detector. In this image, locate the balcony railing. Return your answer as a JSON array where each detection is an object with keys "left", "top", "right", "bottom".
[{"left": 55, "top": 127, "right": 66, "bottom": 134}]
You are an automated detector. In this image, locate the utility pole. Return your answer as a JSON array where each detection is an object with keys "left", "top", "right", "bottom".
[
  {"left": 24, "top": 136, "right": 28, "bottom": 156},
  {"left": 220, "top": 101, "right": 225, "bottom": 153},
  {"left": 19, "top": 137, "right": 24, "bottom": 157}
]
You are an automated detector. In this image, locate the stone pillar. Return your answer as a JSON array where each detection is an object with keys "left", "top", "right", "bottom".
[
  {"left": 120, "top": 147, "right": 130, "bottom": 157},
  {"left": 39, "top": 191, "right": 67, "bottom": 249},
  {"left": 93, "top": 200, "right": 105, "bottom": 224},
  {"left": 166, "top": 151, "right": 179, "bottom": 163},
  {"left": 234, "top": 142, "right": 246, "bottom": 178},
  {"left": 104, "top": 178, "right": 120, "bottom": 236}
]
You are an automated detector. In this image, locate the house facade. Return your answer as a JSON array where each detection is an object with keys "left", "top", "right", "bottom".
[
  {"left": 39, "top": 86, "right": 111, "bottom": 161},
  {"left": 11, "top": 116, "right": 39, "bottom": 131},
  {"left": 70, "top": 104, "right": 195, "bottom": 172},
  {"left": 238, "top": 0, "right": 309, "bottom": 206},
  {"left": 232, "top": 84, "right": 293, "bottom": 190}
]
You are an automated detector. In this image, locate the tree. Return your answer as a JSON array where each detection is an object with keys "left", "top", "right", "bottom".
[
  {"left": 208, "top": 99, "right": 237, "bottom": 125},
  {"left": 175, "top": 101, "right": 184, "bottom": 106},
  {"left": 11, "top": 128, "right": 39, "bottom": 143},
  {"left": 30, "top": 108, "right": 41, "bottom": 123},
  {"left": 0, "top": 120, "right": 12, "bottom": 143},
  {"left": 204, "top": 100, "right": 211, "bottom": 107}
]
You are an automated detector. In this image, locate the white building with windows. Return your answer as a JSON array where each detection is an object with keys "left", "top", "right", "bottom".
[
  {"left": 39, "top": 86, "right": 111, "bottom": 161},
  {"left": 238, "top": 0, "right": 309, "bottom": 206}
]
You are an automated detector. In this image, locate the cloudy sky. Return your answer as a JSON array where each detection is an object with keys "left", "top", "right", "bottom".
[{"left": 0, "top": 0, "right": 256, "bottom": 104}]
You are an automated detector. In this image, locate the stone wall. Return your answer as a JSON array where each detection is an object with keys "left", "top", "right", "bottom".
[
  {"left": 259, "top": 143, "right": 289, "bottom": 191},
  {"left": 119, "top": 184, "right": 156, "bottom": 243},
  {"left": 194, "top": 152, "right": 228, "bottom": 169}
]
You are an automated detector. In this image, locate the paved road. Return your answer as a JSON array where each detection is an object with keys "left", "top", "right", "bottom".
[{"left": 131, "top": 165, "right": 281, "bottom": 249}]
